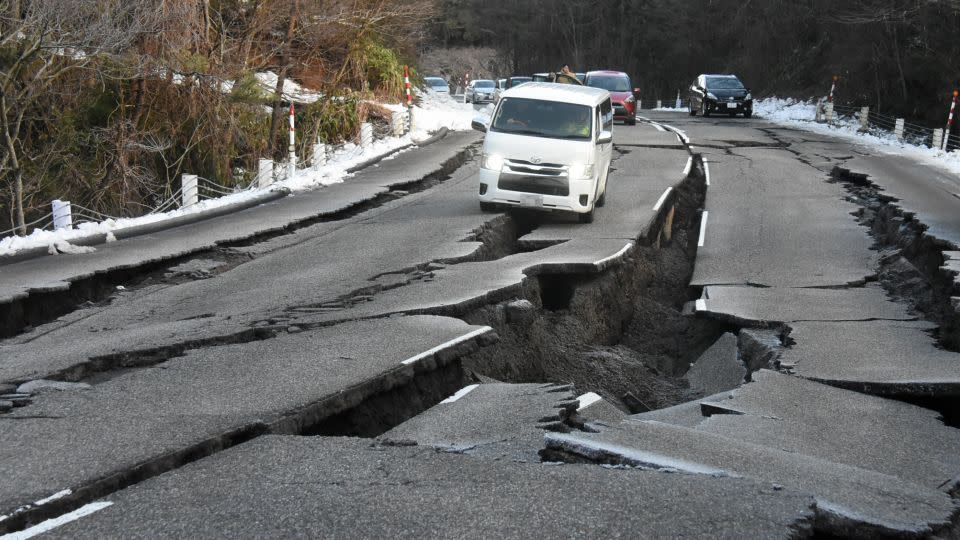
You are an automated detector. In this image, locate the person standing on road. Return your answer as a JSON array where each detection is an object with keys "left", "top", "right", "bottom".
[{"left": 555, "top": 65, "right": 582, "bottom": 85}]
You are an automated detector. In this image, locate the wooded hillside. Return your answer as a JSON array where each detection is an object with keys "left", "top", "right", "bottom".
[
  {"left": 429, "top": 0, "right": 960, "bottom": 122},
  {"left": 1, "top": 0, "right": 428, "bottom": 234}
]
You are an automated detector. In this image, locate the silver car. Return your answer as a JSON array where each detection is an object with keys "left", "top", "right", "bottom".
[
  {"left": 424, "top": 76, "right": 450, "bottom": 94},
  {"left": 465, "top": 79, "right": 496, "bottom": 104}
]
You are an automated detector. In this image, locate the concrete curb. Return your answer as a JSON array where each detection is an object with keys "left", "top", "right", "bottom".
[
  {"left": 345, "top": 127, "right": 450, "bottom": 174},
  {"left": 0, "top": 128, "right": 451, "bottom": 268}
]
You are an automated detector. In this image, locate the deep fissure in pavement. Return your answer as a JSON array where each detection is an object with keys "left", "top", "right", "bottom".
[
  {"left": 832, "top": 166, "right": 960, "bottom": 349},
  {"left": 831, "top": 166, "right": 960, "bottom": 425},
  {"left": 0, "top": 143, "right": 478, "bottom": 342},
  {"left": 458, "top": 164, "right": 740, "bottom": 414}
]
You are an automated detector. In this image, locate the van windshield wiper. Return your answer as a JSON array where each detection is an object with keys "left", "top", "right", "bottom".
[{"left": 496, "top": 128, "right": 547, "bottom": 136}]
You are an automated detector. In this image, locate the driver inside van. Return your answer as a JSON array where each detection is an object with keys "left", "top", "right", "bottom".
[{"left": 556, "top": 106, "right": 591, "bottom": 138}]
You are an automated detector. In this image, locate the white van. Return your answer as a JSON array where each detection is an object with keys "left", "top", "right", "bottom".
[{"left": 472, "top": 83, "right": 614, "bottom": 223}]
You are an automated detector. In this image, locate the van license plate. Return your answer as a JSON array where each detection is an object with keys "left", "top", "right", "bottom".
[
  {"left": 726, "top": 102, "right": 738, "bottom": 109},
  {"left": 520, "top": 194, "right": 543, "bottom": 207}
]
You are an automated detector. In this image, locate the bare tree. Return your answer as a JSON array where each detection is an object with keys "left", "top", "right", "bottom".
[{"left": 0, "top": 0, "right": 157, "bottom": 234}]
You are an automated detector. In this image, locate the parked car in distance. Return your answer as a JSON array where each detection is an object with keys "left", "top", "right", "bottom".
[
  {"left": 532, "top": 73, "right": 552, "bottom": 82},
  {"left": 583, "top": 70, "right": 637, "bottom": 125},
  {"left": 471, "top": 83, "right": 614, "bottom": 223},
  {"left": 423, "top": 76, "right": 449, "bottom": 94},
  {"left": 495, "top": 76, "right": 533, "bottom": 101},
  {"left": 575, "top": 72, "right": 586, "bottom": 83},
  {"left": 465, "top": 79, "right": 496, "bottom": 104},
  {"left": 688, "top": 74, "right": 752, "bottom": 118}
]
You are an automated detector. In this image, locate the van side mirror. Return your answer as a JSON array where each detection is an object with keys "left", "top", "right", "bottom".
[
  {"left": 471, "top": 118, "right": 488, "bottom": 133},
  {"left": 597, "top": 130, "right": 613, "bottom": 144}
]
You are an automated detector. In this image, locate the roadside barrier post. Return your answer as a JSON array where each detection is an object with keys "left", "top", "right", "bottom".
[
  {"left": 933, "top": 129, "right": 944, "bottom": 150},
  {"left": 944, "top": 89, "right": 958, "bottom": 152},
  {"left": 825, "top": 102, "right": 834, "bottom": 123},
  {"left": 894, "top": 118, "right": 905, "bottom": 141},
  {"left": 815, "top": 98, "right": 824, "bottom": 122},
  {"left": 257, "top": 159, "right": 274, "bottom": 188},
  {"left": 288, "top": 103, "right": 296, "bottom": 180},
  {"left": 51, "top": 200, "right": 73, "bottom": 230},
  {"left": 182, "top": 174, "right": 199, "bottom": 207},
  {"left": 656, "top": 99, "right": 662, "bottom": 109},
  {"left": 312, "top": 141, "right": 327, "bottom": 167},
  {"left": 404, "top": 65, "right": 413, "bottom": 132},
  {"left": 391, "top": 110, "right": 405, "bottom": 137},
  {"left": 360, "top": 123, "right": 373, "bottom": 151},
  {"left": 859, "top": 106, "right": 869, "bottom": 131},
  {"left": 676, "top": 91, "right": 681, "bottom": 109},
  {"left": 828, "top": 75, "right": 838, "bottom": 103}
]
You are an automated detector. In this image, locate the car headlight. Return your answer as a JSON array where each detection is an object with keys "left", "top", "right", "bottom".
[
  {"left": 568, "top": 162, "right": 595, "bottom": 180},
  {"left": 624, "top": 95, "right": 636, "bottom": 104},
  {"left": 706, "top": 92, "right": 717, "bottom": 100},
  {"left": 745, "top": 93, "right": 752, "bottom": 100},
  {"left": 482, "top": 153, "right": 504, "bottom": 171}
]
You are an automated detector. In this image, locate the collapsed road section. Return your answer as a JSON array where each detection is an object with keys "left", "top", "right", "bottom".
[
  {"left": 3, "top": 117, "right": 960, "bottom": 537},
  {"left": 0, "top": 123, "right": 701, "bottom": 534}
]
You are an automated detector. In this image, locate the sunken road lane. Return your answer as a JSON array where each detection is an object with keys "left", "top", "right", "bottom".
[{"left": 3, "top": 115, "right": 960, "bottom": 538}]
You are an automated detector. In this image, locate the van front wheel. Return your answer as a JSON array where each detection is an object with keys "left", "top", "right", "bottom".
[
  {"left": 578, "top": 209, "right": 595, "bottom": 223},
  {"left": 480, "top": 202, "right": 497, "bottom": 212}
]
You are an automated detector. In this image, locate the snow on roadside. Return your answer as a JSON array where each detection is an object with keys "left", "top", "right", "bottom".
[
  {"left": 752, "top": 98, "right": 960, "bottom": 177},
  {"left": 0, "top": 91, "right": 478, "bottom": 258},
  {"left": 652, "top": 98, "right": 960, "bottom": 178}
]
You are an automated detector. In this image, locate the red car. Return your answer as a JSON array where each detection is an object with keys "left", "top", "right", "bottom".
[{"left": 584, "top": 70, "right": 638, "bottom": 125}]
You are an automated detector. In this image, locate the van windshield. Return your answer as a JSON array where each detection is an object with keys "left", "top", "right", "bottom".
[{"left": 491, "top": 97, "right": 593, "bottom": 140}]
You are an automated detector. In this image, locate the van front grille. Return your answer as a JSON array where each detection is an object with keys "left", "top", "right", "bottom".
[{"left": 498, "top": 173, "right": 569, "bottom": 196}]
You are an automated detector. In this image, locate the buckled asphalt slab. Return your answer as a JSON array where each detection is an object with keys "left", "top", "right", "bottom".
[
  {"left": 545, "top": 419, "right": 956, "bottom": 537},
  {"left": 690, "top": 146, "right": 877, "bottom": 288},
  {"left": 0, "top": 131, "right": 481, "bottom": 307},
  {"left": 381, "top": 382, "right": 577, "bottom": 461},
  {"left": 38, "top": 437, "right": 817, "bottom": 539},
  {"left": 0, "top": 315, "right": 494, "bottom": 531}
]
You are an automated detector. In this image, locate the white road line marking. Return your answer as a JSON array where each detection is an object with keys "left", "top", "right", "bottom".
[
  {"left": 704, "top": 160, "right": 711, "bottom": 186},
  {"left": 651, "top": 123, "right": 666, "bottom": 132},
  {"left": 2, "top": 502, "right": 113, "bottom": 540},
  {"left": 683, "top": 157, "right": 693, "bottom": 177},
  {"left": 400, "top": 327, "right": 493, "bottom": 365},
  {"left": 594, "top": 242, "right": 634, "bottom": 268},
  {"left": 576, "top": 392, "right": 603, "bottom": 410},
  {"left": 695, "top": 299, "right": 706, "bottom": 312},
  {"left": 697, "top": 211, "right": 708, "bottom": 247},
  {"left": 33, "top": 490, "right": 71, "bottom": 507},
  {"left": 440, "top": 384, "right": 479, "bottom": 404},
  {"left": 653, "top": 188, "right": 672, "bottom": 211}
]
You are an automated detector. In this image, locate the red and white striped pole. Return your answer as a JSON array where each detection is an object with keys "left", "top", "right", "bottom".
[
  {"left": 943, "top": 89, "right": 958, "bottom": 152},
  {"left": 288, "top": 103, "right": 296, "bottom": 179},
  {"left": 404, "top": 65, "right": 412, "bottom": 107},
  {"left": 828, "top": 75, "right": 838, "bottom": 102}
]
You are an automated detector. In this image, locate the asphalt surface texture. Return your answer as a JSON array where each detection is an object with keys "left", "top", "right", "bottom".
[{"left": 3, "top": 110, "right": 960, "bottom": 538}]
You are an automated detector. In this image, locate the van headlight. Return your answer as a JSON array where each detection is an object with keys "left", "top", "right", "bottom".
[
  {"left": 568, "top": 162, "right": 595, "bottom": 180},
  {"left": 482, "top": 153, "right": 504, "bottom": 171}
]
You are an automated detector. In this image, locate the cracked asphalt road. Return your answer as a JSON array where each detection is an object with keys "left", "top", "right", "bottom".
[{"left": 3, "top": 114, "right": 960, "bottom": 538}]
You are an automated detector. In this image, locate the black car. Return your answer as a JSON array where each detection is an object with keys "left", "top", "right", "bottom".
[{"left": 688, "top": 74, "right": 752, "bottom": 118}]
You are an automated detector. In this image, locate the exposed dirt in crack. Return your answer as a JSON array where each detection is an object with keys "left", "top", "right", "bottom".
[
  {"left": 0, "top": 144, "right": 478, "bottom": 342},
  {"left": 458, "top": 164, "right": 739, "bottom": 413},
  {"left": 829, "top": 166, "right": 960, "bottom": 426},
  {"left": 831, "top": 166, "right": 960, "bottom": 350}
]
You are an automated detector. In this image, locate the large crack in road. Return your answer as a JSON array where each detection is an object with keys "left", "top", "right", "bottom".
[{"left": 3, "top": 118, "right": 960, "bottom": 538}]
